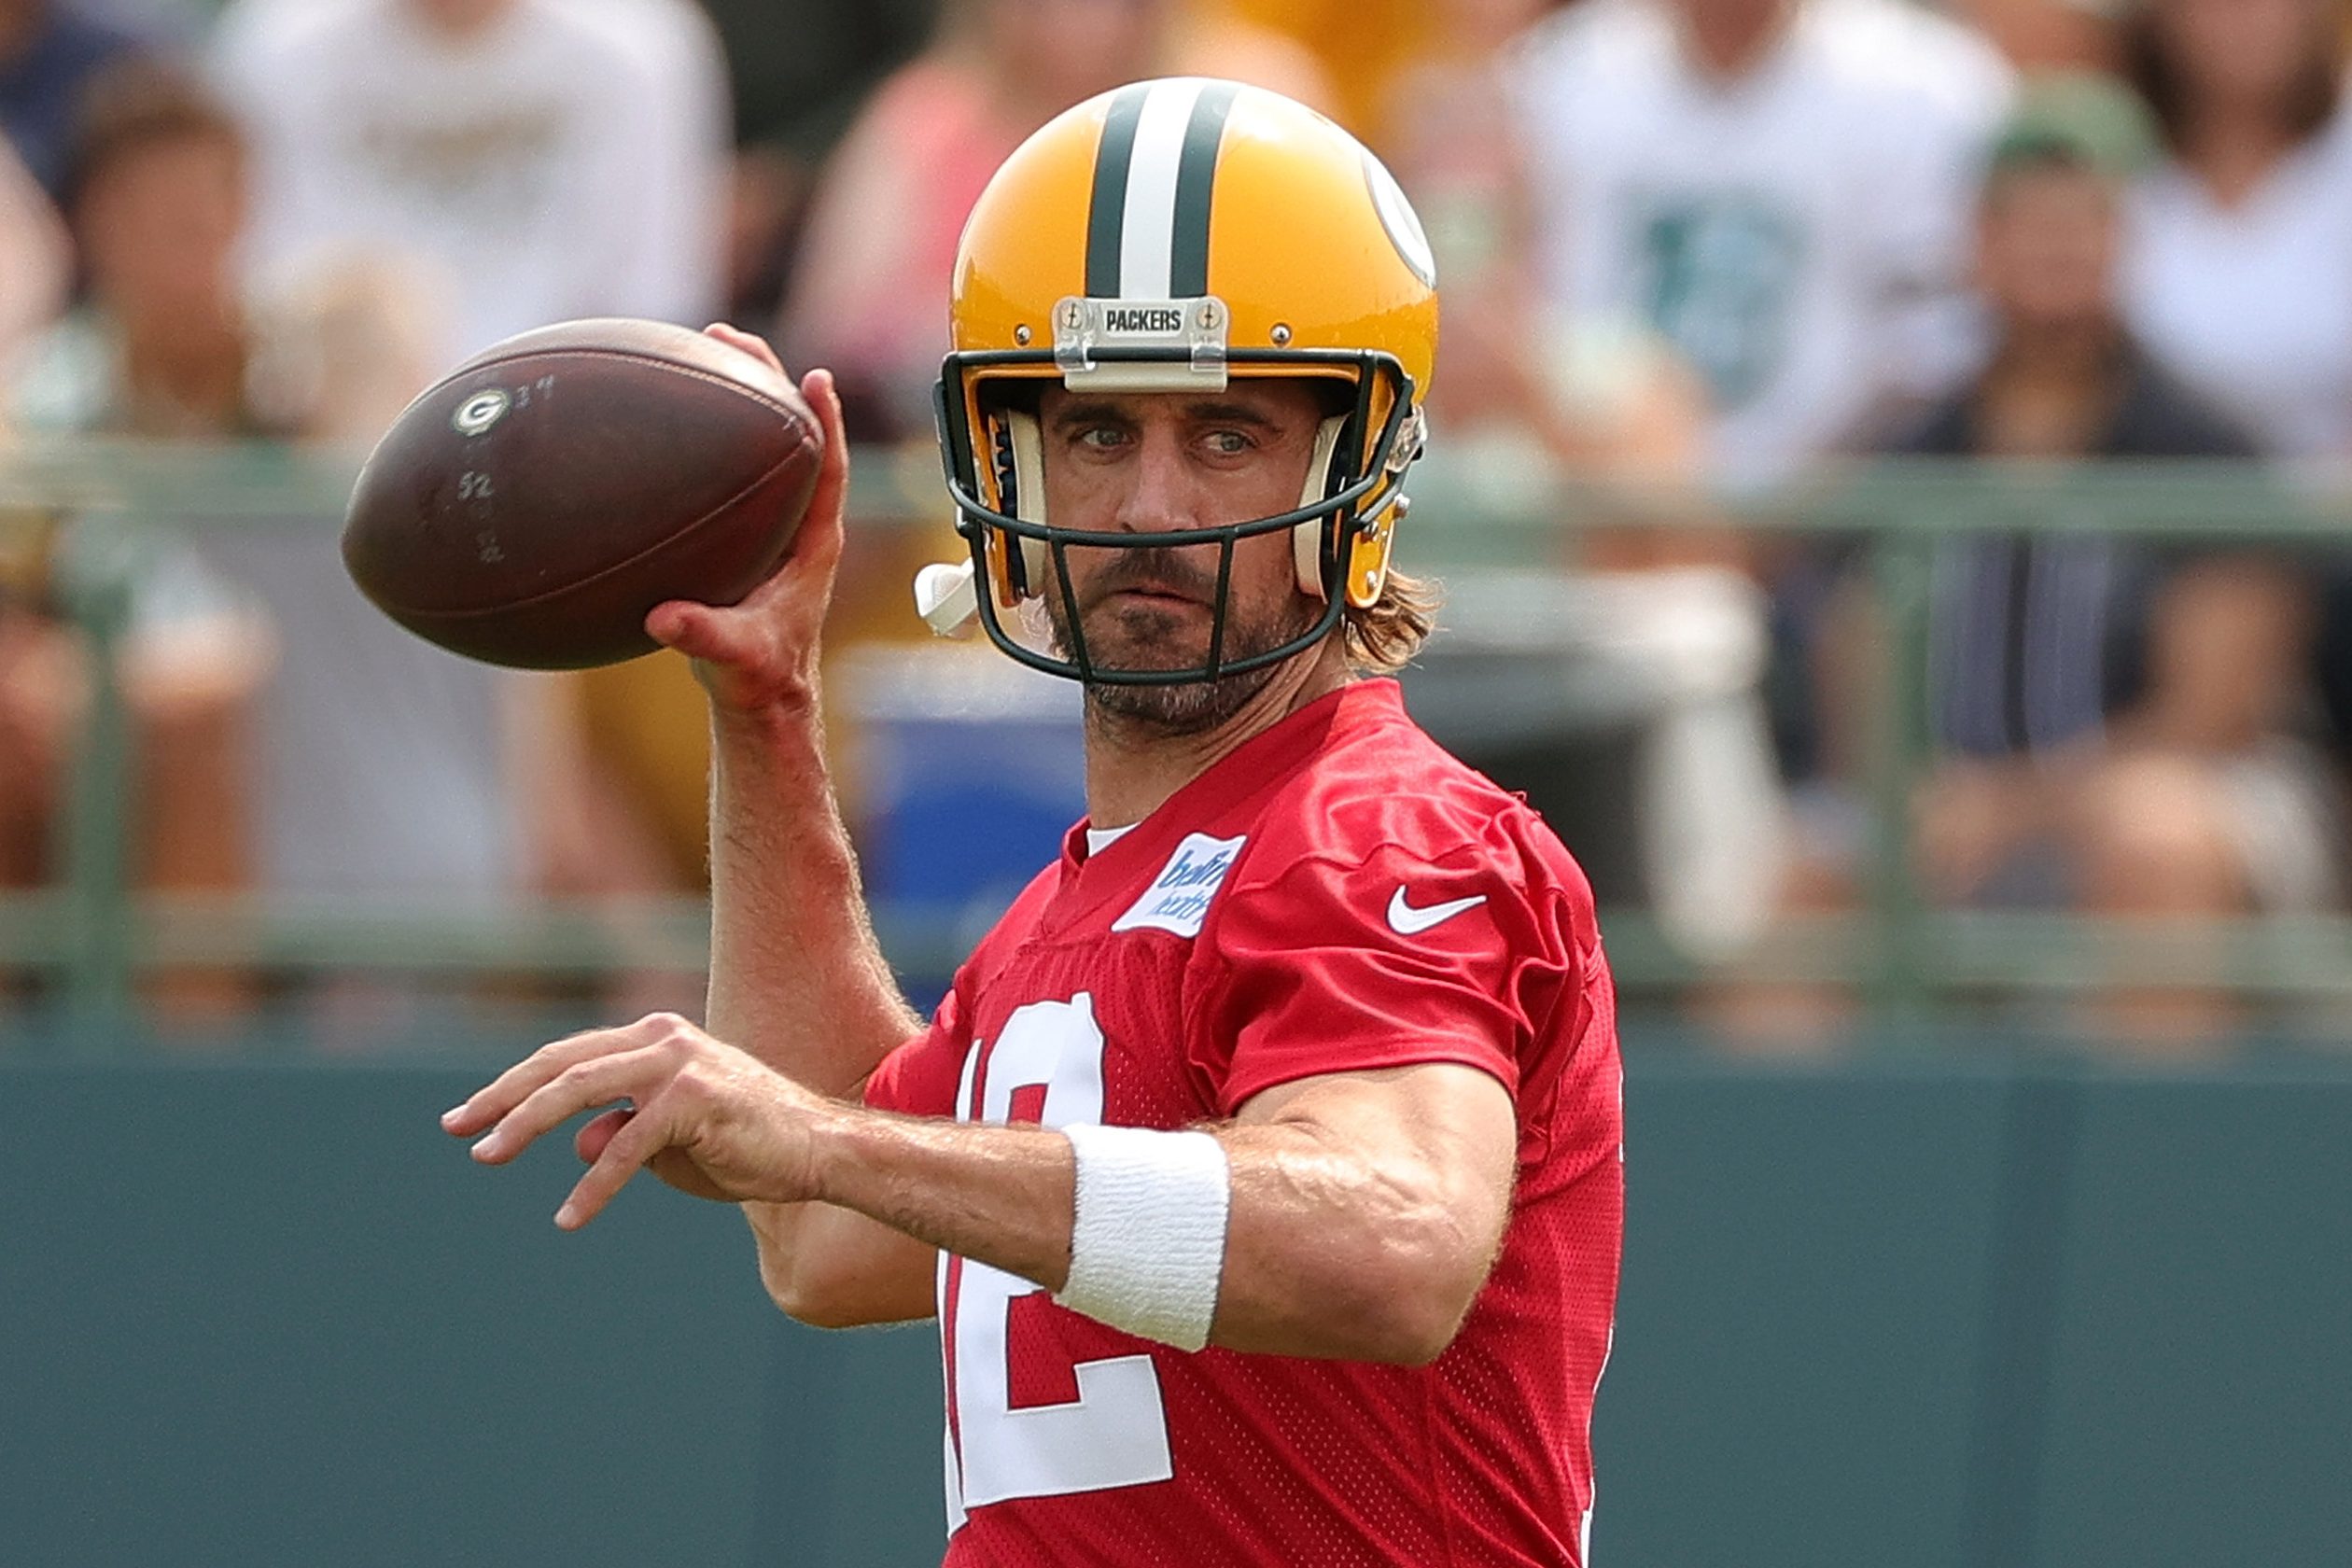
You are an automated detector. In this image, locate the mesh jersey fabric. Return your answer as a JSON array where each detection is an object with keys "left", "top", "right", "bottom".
[{"left": 865, "top": 679, "right": 1625, "bottom": 1566}]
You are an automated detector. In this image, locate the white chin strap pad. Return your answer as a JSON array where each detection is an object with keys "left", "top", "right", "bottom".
[
  {"left": 1293, "top": 414, "right": 1350, "bottom": 598},
  {"left": 914, "top": 561, "right": 979, "bottom": 637}
]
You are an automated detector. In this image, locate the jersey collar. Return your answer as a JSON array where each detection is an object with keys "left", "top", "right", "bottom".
[{"left": 1052, "top": 678, "right": 1409, "bottom": 917}]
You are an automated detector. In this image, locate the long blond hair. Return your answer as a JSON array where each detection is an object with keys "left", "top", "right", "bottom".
[{"left": 1342, "top": 568, "right": 1439, "bottom": 674}]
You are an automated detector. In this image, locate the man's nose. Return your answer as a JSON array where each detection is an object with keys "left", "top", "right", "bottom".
[{"left": 1111, "top": 427, "right": 1205, "bottom": 535}]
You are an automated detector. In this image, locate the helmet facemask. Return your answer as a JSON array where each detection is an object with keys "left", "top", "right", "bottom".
[{"left": 933, "top": 343, "right": 1422, "bottom": 693}]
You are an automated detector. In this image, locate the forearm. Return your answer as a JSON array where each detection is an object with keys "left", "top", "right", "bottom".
[
  {"left": 707, "top": 701, "right": 919, "bottom": 1088},
  {"left": 805, "top": 1107, "right": 1491, "bottom": 1364},
  {"left": 808, "top": 1106, "right": 1079, "bottom": 1289},
  {"left": 710, "top": 701, "right": 931, "bottom": 1310}
]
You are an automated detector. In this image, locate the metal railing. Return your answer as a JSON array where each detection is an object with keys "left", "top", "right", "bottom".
[{"left": 6, "top": 435, "right": 2351, "bottom": 1045}]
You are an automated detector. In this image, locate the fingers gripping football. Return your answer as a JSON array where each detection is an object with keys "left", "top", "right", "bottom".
[
  {"left": 443, "top": 1012, "right": 828, "bottom": 1229},
  {"left": 643, "top": 327, "right": 853, "bottom": 715}
]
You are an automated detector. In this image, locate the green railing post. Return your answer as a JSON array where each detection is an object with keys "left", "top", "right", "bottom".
[
  {"left": 53, "top": 513, "right": 141, "bottom": 1052},
  {"left": 1865, "top": 525, "right": 1938, "bottom": 1024}
]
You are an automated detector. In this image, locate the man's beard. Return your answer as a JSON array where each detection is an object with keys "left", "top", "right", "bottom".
[{"left": 1041, "top": 543, "right": 1322, "bottom": 735}]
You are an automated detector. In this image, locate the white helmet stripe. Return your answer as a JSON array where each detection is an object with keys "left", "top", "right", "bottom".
[
  {"left": 1084, "top": 84, "right": 1150, "bottom": 298},
  {"left": 1117, "top": 78, "right": 1203, "bottom": 301}
]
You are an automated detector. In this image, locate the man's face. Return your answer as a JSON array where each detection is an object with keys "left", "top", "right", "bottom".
[
  {"left": 1975, "top": 164, "right": 2121, "bottom": 337},
  {"left": 2155, "top": 0, "right": 2325, "bottom": 109},
  {"left": 1032, "top": 377, "right": 1332, "bottom": 731},
  {"left": 407, "top": 0, "right": 517, "bottom": 35},
  {"left": 79, "top": 133, "right": 246, "bottom": 328},
  {"left": 1659, "top": 0, "right": 1793, "bottom": 37}
]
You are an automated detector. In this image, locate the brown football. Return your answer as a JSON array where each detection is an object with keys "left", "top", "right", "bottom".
[{"left": 342, "top": 318, "right": 822, "bottom": 670}]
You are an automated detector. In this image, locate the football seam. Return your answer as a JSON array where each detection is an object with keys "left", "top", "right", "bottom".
[
  {"left": 389, "top": 432, "right": 817, "bottom": 623},
  {"left": 448, "top": 346, "right": 805, "bottom": 418}
]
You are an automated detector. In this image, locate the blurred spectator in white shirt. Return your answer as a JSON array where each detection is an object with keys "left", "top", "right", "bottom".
[
  {"left": 17, "top": 62, "right": 269, "bottom": 438},
  {"left": 1371, "top": 0, "right": 1784, "bottom": 962},
  {"left": 1509, "top": 0, "right": 2013, "bottom": 489},
  {"left": 0, "top": 0, "right": 153, "bottom": 198},
  {"left": 212, "top": 0, "right": 729, "bottom": 370},
  {"left": 2119, "top": 0, "right": 2352, "bottom": 460},
  {"left": 1382, "top": 0, "right": 1711, "bottom": 505}
]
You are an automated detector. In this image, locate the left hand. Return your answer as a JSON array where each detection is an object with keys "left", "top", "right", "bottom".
[{"left": 441, "top": 1012, "right": 832, "bottom": 1229}]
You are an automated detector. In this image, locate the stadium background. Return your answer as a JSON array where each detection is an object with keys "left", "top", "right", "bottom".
[{"left": 2, "top": 1, "right": 2349, "bottom": 1563}]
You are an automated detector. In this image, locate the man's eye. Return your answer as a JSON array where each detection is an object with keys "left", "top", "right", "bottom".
[
  {"left": 1204, "top": 430, "right": 1252, "bottom": 455},
  {"left": 1077, "top": 427, "right": 1126, "bottom": 450}
]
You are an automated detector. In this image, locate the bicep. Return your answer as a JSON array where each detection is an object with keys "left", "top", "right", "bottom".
[
  {"left": 1205, "top": 1060, "right": 1520, "bottom": 1362},
  {"left": 1236, "top": 1061, "right": 1519, "bottom": 1253}
]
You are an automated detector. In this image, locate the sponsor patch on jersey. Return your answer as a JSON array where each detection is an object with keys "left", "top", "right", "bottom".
[{"left": 1111, "top": 832, "right": 1247, "bottom": 939}]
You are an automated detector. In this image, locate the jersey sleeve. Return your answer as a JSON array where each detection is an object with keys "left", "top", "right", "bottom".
[
  {"left": 862, "top": 970, "right": 973, "bottom": 1117},
  {"left": 1189, "top": 833, "right": 1579, "bottom": 1118}
]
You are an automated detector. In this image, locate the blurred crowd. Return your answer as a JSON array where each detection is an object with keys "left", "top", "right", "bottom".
[{"left": 3, "top": 0, "right": 2351, "bottom": 1050}]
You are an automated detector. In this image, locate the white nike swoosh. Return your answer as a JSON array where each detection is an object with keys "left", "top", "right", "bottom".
[{"left": 1387, "top": 887, "right": 1488, "bottom": 936}]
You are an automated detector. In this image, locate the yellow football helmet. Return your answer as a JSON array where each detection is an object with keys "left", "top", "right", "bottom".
[{"left": 924, "top": 77, "right": 1438, "bottom": 686}]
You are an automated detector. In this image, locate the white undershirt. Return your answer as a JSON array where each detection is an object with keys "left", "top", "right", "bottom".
[{"left": 1085, "top": 824, "right": 1137, "bottom": 857}]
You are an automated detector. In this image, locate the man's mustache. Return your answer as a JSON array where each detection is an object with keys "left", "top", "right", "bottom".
[{"left": 1075, "top": 546, "right": 1222, "bottom": 612}]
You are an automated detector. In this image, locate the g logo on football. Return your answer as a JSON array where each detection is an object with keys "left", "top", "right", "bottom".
[{"left": 452, "top": 389, "right": 512, "bottom": 437}]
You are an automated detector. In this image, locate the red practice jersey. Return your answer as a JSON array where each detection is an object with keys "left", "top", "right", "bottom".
[{"left": 865, "top": 679, "right": 1624, "bottom": 1566}]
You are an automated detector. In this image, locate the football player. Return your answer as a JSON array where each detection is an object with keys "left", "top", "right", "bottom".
[{"left": 447, "top": 79, "right": 1624, "bottom": 1565}]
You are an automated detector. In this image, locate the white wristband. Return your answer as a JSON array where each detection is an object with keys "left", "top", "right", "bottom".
[{"left": 1054, "top": 1122, "right": 1232, "bottom": 1352}]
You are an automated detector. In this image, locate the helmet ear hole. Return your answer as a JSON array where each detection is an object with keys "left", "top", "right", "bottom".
[
  {"left": 989, "top": 415, "right": 1018, "bottom": 515},
  {"left": 973, "top": 401, "right": 1048, "bottom": 596},
  {"left": 987, "top": 413, "right": 1029, "bottom": 595}
]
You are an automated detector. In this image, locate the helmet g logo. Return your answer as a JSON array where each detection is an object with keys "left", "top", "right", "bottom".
[
  {"left": 452, "top": 389, "right": 512, "bottom": 437},
  {"left": 1364, "top": 152, "right": 1437, "bottom": 290}
]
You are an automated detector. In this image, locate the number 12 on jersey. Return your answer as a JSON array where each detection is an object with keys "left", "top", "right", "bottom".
[{"left": 940, "top": 994, "right": 1176, "bottom": 1531}]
